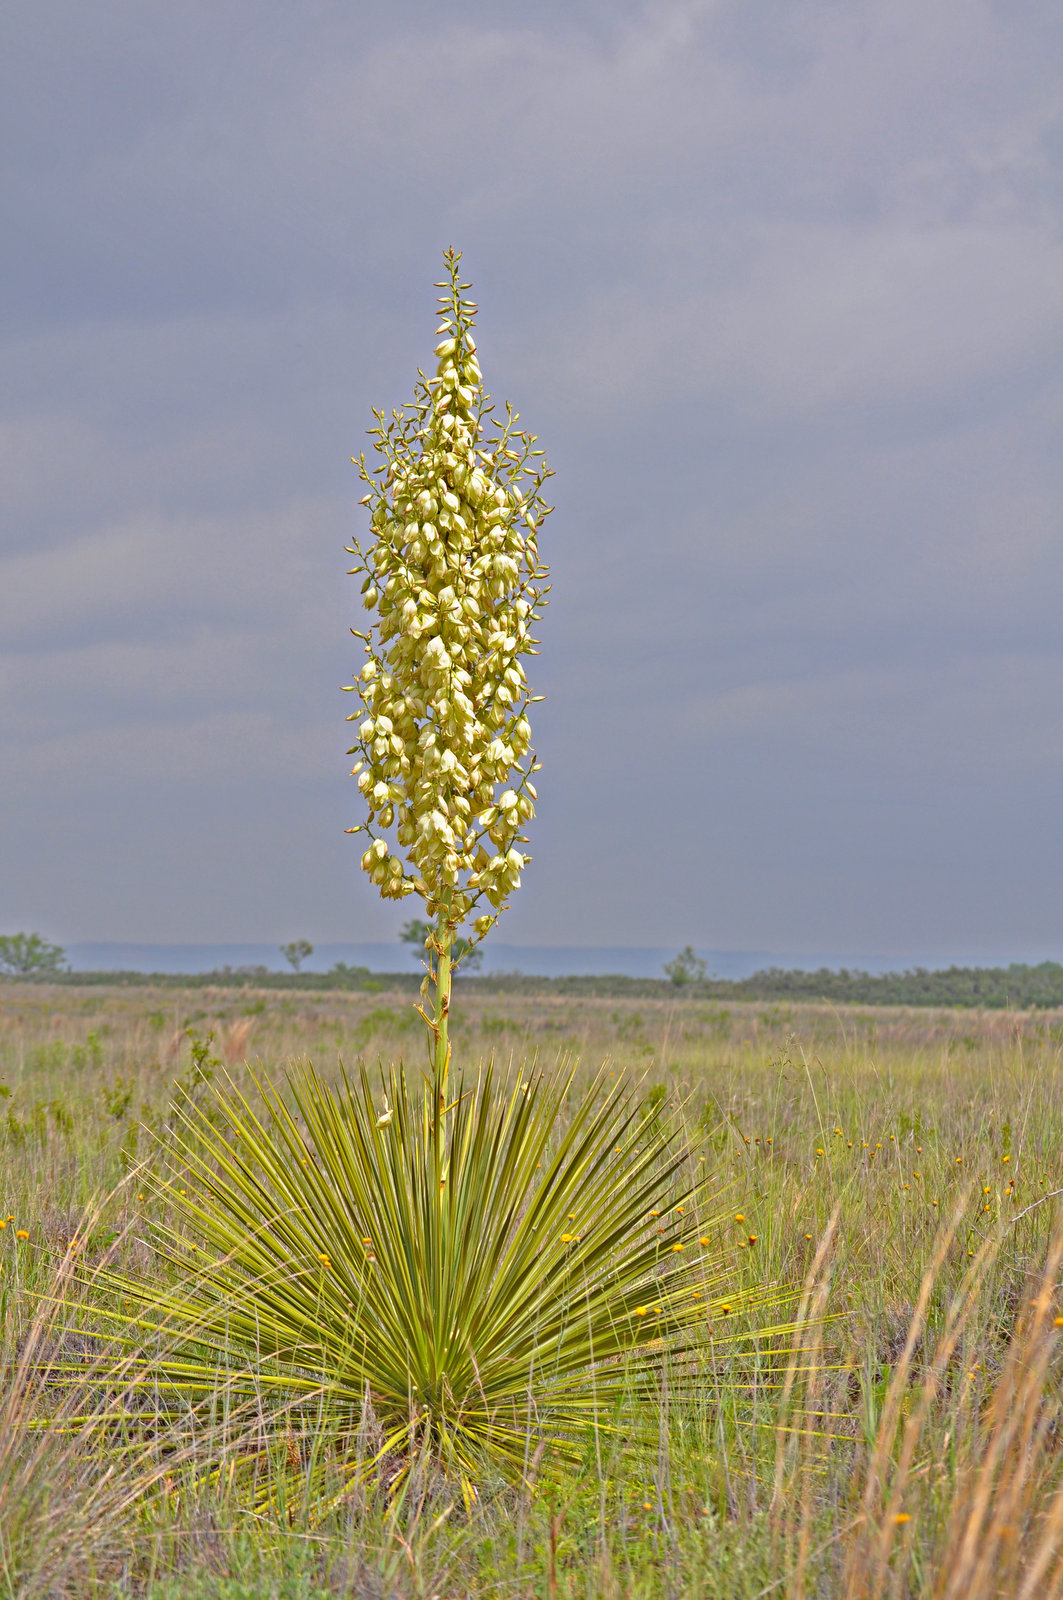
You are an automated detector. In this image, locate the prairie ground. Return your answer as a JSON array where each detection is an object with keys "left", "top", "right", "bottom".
[{"left": 1, "top": 980, "right": 1062, "bottom": 1598}]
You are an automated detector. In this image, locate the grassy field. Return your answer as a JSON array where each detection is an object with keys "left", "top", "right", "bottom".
[{"left": 2, "top": 980, "right": 1063, "bottom": 1598}]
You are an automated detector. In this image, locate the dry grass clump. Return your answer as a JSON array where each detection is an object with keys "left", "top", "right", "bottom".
[{"left": 770, "top": 1205, "right": 1063, "bottom": 1598}]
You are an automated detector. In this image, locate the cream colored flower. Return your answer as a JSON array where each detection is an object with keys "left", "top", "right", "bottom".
[{"left": 344, "top": 250, "right": 551, "bottom": 952}]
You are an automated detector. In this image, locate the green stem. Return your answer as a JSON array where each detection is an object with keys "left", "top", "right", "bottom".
[
  {"left": 433, "top": 911, "right": 453, "bottom": 1108},
  {"left": 426, "top": 908, "right": 454, "bottom": 1194}
]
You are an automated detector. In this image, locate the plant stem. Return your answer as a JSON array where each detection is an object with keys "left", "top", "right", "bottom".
[
  {"left": 432, "top": 910, "right": 453, "bottom": 1108},
  {"left": 427, "top": 910, "right": 454, "bottom": 1197}
]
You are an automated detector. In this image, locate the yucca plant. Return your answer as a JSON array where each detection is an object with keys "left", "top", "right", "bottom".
[
  {"left": 81, "top": 1062, "right": 790, "bottom": 1496},
  {"left": 56, "top": 254, "right": 800, "bottom": 1502}
]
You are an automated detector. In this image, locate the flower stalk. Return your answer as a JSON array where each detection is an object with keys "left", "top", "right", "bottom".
[
  {"left": 425, "top": 907, "right": 453, "bottom": 1161},
  {"left": 344, "top": 249, "right": 552, "bottom": 1097}
]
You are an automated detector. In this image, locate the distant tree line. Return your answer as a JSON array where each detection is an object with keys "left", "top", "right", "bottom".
[
  {"left": 701, "top": 962, "right": 1063, "bottom": 1009},
  {"left": 468, "top": 962, "right": 1063, "bottom": 1009},
  {"left": 4, "top": 938, "right": 1063, "bottom": 1010}
]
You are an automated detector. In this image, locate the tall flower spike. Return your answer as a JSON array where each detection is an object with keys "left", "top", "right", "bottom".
[{"left": 344, "top": 249, "right": 552, "bottom": 1094}]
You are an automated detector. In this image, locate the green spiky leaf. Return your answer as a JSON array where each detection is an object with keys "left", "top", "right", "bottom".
[{"left": 80, "top": 1063, "right": 797, "bottom": 1491}]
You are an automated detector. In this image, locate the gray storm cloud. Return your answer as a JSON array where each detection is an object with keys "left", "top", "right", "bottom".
[{"left": 1, "top": 0, "right": 1061, "bottom": 959}]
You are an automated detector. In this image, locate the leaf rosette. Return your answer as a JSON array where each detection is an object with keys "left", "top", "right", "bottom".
[{"left": 82, "top": 1065, "right": 790, "bottom": 1492}]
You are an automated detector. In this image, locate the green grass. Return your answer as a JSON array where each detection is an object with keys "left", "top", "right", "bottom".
[{"left": 2, "top": 981, "right": 1063, "bottom": 1597}]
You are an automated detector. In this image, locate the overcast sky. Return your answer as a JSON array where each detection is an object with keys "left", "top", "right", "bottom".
[{"left": 2, "top": 0, "right": 1062, "bottom": 962}]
